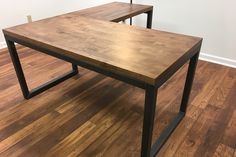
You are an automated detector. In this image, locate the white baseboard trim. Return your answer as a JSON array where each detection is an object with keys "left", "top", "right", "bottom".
[
  {"left": 200, "top": 53, "right": 236, "bottom": 68},
  {"left": 0, "top": 41, "right": 7, "bottom": 49}
]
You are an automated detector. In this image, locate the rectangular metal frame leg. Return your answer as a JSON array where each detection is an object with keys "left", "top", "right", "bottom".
[
  {"left": 180, "top": 52, "right": 200, "bottom": 113},
  {"left": 141, "top": 52, "right": 200, "bottom": 157},
  {"left": 141, "top": 85, "right": 157, "bottom": 157},
  {"left": 128, "top": 8, "right": 153, "bottom": 28},
  {"left": 5, "top": 39, "right": 79, "bottom": 99},
  {"left": 146, "top": 10, "right": 153, "bottom": 29},
  {"left": 130, "top": 0, "right": 133, "bottom": 26}
]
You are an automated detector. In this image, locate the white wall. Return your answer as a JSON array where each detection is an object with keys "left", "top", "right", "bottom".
[
  {"left": 131, "top": 0, "right": 236, "bottom": 67},
  {"left": 0, "top": 0, "right": 109, "bottom": 46},
  {"left": 1, "top": 0, "right": 236, "bottom": 67}
]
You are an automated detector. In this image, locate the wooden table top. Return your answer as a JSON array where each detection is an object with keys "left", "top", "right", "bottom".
[
  {"left": 3, "top": 14, "right": 202, "bottom": 86},
  {"left": 76, "top": 2, "right": 153, "bottom": 22}
]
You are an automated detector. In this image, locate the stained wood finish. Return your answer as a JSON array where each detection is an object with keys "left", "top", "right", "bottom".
[
  {"left": 0, "top": 46, "right": 236, "bottom": 157},
  {"left": 3, "top": 15, "right": 202, "bottom": 86},
  {"left": 76, "top": 2, "right": 153, "bottom": 22}
]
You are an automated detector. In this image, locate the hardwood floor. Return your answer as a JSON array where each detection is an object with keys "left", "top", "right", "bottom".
[{"left": 0, "top": 46, "right": 235, "bottom": 157}]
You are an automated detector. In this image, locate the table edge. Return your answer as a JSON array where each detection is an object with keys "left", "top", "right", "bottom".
[{"left": 3, "top": 30, "right": 154, "bottom": 86}]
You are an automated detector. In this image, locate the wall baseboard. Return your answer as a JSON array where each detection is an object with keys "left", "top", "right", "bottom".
[
  {"left": 200, "top": 53, "right": 236, "bottom": 68},
  {"left": 0, "top": 41, "right": 7, "bottom": 49}
]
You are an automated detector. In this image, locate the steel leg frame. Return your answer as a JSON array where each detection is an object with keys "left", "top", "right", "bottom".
[
  {"left": 146, "top": 10, "right": 153, "bottom": 29},
  {"left": 130, "top": 0, "right": 133, "bottom": 26},
  {"left": 141, "top": 52, "right": 200, "bottom": 157},
  {"left": 5, "top": 38, "right": 79, "bottom": 100},
  {"left": 130, "top": 10, "right": 153, "bottom": 29},
  {"left": 127, "top": 3, "right": 153, "bottom": 29}
]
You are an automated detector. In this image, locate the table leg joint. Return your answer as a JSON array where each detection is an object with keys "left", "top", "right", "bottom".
[{"left": 5, "top": 37, "right": 79, "bottom": 100}]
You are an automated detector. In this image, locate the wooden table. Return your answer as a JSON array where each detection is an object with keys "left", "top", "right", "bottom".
[
  {"left": 77, "top": 2, "right": 153, "bottom": 28},
  {"left": 2, "top": 3, "right": 202, "bottom": 157}
]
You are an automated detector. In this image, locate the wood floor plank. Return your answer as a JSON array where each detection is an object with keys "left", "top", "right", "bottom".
[
  {"left": 193, "top": 74, "right": 236, "bottom": 157},
  {"left": 79, "top": 112, "right": 139, "bottom": 157},
  {"left": 2, "top": 79, "right": 126, "bottom": 157},
  {"left": 157, "top": 62, "right": 226, "bottom": 157},
  {"left": 222, "top": 109, "right": 236, "bottom": 149},
  {"left": 0, "top": 72, "right": 103, "bottom": 138},
  {"left": 46, "top": 86, "right": 136, "bottom": 157},
  {"left": 173, "top": 65, "right": 231, "bottom": 156},
  {"left": 65, "top": 109, "right": 139, "bottom": 157},
  {"left": 213, "top": 144, "right": 234, "bottom": 157},
  {"left": 46, "top": 121, "right": 96, "bottom": 157},
  {"left": 191, "top": 64, "right": 229, "bottom": 109}
]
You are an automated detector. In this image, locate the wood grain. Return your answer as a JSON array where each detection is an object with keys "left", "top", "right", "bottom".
[
  {"left": 213, "top": 144, "right": 234, "bottom": 157},
  {"left": 0, "top": 46, "right": 235, "bottom": 156},
  {"left": 3, "top": 14, "right": 202, "bottom": 86}
]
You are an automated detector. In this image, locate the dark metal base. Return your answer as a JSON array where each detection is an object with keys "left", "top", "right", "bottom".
[
  {"left": 129, "top": 10, "right": 153, "bottom": 29},
  {"left": 127, "top": 0, "right": 152, "bottom": 29},
  {"left": 5, "top": 38, "right": 79, "bottom": 99},
  {"left": 146, "top": 10, "right": 153, "bottom": 29},
  {"left": 130, "top": 0, "right": 133, "bottom": 26},
  {"left": 150, "top": 112, "right": 185, "bottom": 157},
  {"left": 141, "top": 52, "right": 200, "bottom": 157},
  {"left": 27, "top": 68, "right": 78, "bottom": 99}
]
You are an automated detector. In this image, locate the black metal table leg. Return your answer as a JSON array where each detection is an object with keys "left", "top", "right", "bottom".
[
  {"left": 150, "top": 112, "right": 185, "bottom": 157},
  {"left": 5, "top": 39, "right": 30, "bottom": 99},
  {"left": 180, "top": 52, "right": 200, "bottom": 113},
  {"left": 141, "top": 85, "right": 157, "bottom": 157},
  {"left": 130, "top": 0, "right": 133, "bottom": 25},
  {"left": 141, "top": 52, "right": 200, "bottom": 157},
  {"left": 146, "top": 10, "right": 153, "bottom": 29},
  {"left": 5, "top": 38, "right": 79, "bottom": 99}
]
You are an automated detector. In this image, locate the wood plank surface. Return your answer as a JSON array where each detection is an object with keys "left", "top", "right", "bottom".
[
  {"left": 76, "top": 2, "right": 153, "bottom": 22},
  {"left": 3, "top": 15, "right": 202, "bottom": 85},
  {"left": 0, "top": 46, "right": 235, "bottom": 157}
]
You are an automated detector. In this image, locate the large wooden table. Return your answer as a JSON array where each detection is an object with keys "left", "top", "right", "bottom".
[{"left": 2, "top": 2, "right": 202, "bottom": 157}]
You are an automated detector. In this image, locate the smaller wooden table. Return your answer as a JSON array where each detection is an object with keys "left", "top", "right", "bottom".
[{"left": 77, "top": 2, "right": 153, "bottom": 28}]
